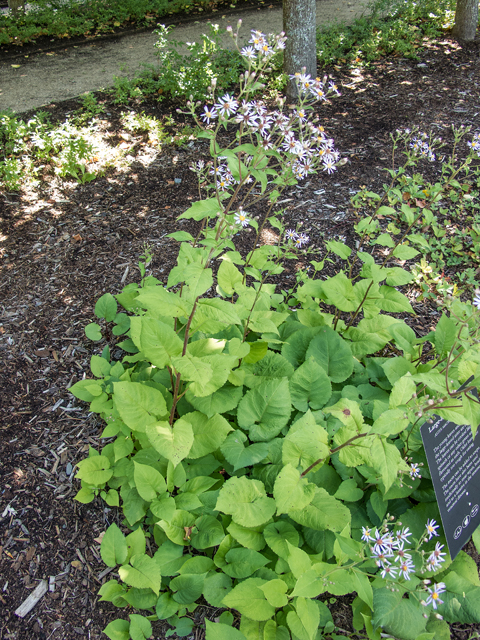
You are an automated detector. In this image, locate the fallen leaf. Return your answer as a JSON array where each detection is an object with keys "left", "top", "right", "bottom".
[
  {"left": 11, "top": 64, "right": 21, "bottom": 68},
  {"left": 71, "top": 560, "right": 83, "bottom": 569},
  {"left": 93, "top": 532, "right": 105, "bottom": 545},
  {"left": 72, "top": 234, "right": 82, "bottom": 242}
]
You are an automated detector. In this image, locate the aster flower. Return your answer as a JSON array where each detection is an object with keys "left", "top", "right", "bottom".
[
  {"left": 398, "top": 558, "right": 415, "bottom": 579},
  {"left": 381, "top": 564, "right": 398, "bottom": 579},
  {"left": 234, "top": 208, "right": 250, "bottom": 227},
  {"left": 468, "top": 132, "right": 480, "bottom": 153},
  {"left": 427, "top": 542, "right": 446, "bottom": 570},
  {"left": 371, "top": 548, "right": 394, "bottom": 568},
  {"left": 216, "top": 94, "right": 239, "bottom": 118},
  {"left": 393, "top": 527, "right": 412, "bottom": 546},
  {"left": 295, "top": 233, "right": 310, "bottom": 248},
  {"left": 425, "top": 583, "right": 446, "bottom": 609},
  {"left": 426, "top": 519, "right": 440, "bottom": 541},
  {"left": 361, "top": 526, "right": 374, "bottom": 542},
  {"left": 409, "top": 463, "right": 422, "bottom": 480},
  {"left": 323, "top": 159, "right": 337, "bottom": 174},
  {"left": 394, "top": 542, "right": 412, "bottom": 563},
  {"left": 201, "top": 105, "right": 217, "bottom": 124},
  {"left": 473, "top": 292, "right": 480, "bottom": 309},
  {"left": 240, "top": 45, "right": 256, "bottom": 60},
  {"left": 285, "top": 229, "right": 298, "bottom": 242}
]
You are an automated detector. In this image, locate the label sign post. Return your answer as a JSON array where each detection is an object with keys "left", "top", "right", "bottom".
[{"left": 420, "top": 408, "right": 480, "bottom": 559}]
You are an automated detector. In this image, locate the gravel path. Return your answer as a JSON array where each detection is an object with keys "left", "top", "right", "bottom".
[{"left": 0, "top": 0, "right": 369, "bottom": 113}]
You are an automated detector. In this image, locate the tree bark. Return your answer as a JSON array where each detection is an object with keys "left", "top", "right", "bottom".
[
  {"left": 451, "top": 0, "right": 479, "bottom": 41},
  {"left": 283, "top": 0, "right": 317, "bottom": 102}
]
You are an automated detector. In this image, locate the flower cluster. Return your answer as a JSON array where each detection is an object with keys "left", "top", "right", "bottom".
[
  {"left": 410, "top": 133, "right": 436, "bottom": 161},
  {"left": 240, "top": 29, "right": 286, "bottom": 61},
  {"left": 362, "top": 518, "right": 446, "bottom": 588},
  {"left": 289, "top": 72, "right": 341, "bottom": 100},
  {"left": 468, "top": 132, "right": 480, "bottom": 154},
  {"left": 285, "top": 229, "right": 309, "bottom": 247}
]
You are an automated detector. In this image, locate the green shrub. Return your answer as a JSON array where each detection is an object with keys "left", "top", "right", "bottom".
[{"left": 70, "top": 31, "right": 480, "bottom": 640}]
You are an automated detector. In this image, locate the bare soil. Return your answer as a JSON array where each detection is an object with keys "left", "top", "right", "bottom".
[{"left": 1, "top": 34, "right": 480, "bottom": 640}]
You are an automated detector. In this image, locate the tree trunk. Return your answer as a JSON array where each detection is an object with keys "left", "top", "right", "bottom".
[
  {"left": 451, "top": 0, "right": 478, "bottom": 41},
  {"left": 283, "top": 0, "right": 317, "bottom": 102}
]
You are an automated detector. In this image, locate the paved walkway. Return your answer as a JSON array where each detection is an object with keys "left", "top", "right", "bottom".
[{"left": 0, "top": 0, "right": 370, "bottom": 114}]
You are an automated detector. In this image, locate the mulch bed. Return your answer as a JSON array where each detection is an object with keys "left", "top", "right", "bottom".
[{"left": 1, "top": 33, "right": 480, "bottom": 640}]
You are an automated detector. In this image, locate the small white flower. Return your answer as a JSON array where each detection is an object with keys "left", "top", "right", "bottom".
[
  {"left": 240, "top": 45, "right": 256, "bottom": 60},
  {"left": 425, "top": 583, "right": 446, "bottom": 609},
  {"left": 201, "top": 105, "right": 217, "bottom": 123},
  {"left": 215, "top": 94, "right": 238, "bottom": 117},
  {"left": 409, "top": 463, "right": 421, "bottom": 480},
  {"left": 473, "top": 292, "right": 480, "bottom": 310},
  {"left": 398, "top": 558, "right": 415, "bottom": 579},
  {"left": 295, "top": 233, "right": 310, "bottom": 248},
  {"left": 426, "top": 519, "right": 440, "bottom": 541},
  {"left": 285, "top": 229, "right": 298, "bottom": 241},
  {"left": 234, "top": 208, "right": 250, "bottom": 227},
  {"left": 361, "top": 526, "right": 374, "bottom": 542}
]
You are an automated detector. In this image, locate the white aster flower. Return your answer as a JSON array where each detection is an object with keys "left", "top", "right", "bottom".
[
  {"left": 425, "top": 583, "right": 446, "bottom": 609},
  {"left": 201, "top": 105, "right": 217, "bottom": 123},
  {"left": 426, "top": 519, "right": 440, "bottom": 541},
  {"left": 234, "top": 208, "right": 250, "bottom": 227}
]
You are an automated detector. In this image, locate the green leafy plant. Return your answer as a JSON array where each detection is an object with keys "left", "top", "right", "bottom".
[
  {"left": 71, "top": 29, "right": 480, "bottom": 640},
  {"left": 350, "top": 125, "right": 480, "bottom": 300},
  {"left": 0, "top": 111, "right": 98, "bottom": 188},
  {"left": 316, "top": 0, "right": 456, "bottom": 66}
]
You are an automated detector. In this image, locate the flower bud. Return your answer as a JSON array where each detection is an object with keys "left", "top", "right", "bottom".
[{"left": 226, "top": 25, "right": 233, "bottom": 32}]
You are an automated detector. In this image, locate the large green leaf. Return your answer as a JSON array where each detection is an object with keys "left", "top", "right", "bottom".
[
  {"left": 306, "top": 327, "right": 354, "bottom": 383},
  {"left": 175, "top": 354, "right": 238, "bottom": 397},
  {"left": 186, "top": 384, "right": 243, "bottom": 418},
  {"left": 76, "top": 454, "right": 113, "bottom": 486},
  {"left": 227, "top": 521, "right": 265, "bottom": 551},
  {"left": 183, "top": 411, "right": 233, "bottom": 459},
  {"left": 221, "top": 430, "right": 269, "bottom": 472},
  {"left": 118, "top": 554, "right": 161, "bottom": 595},
  {"left": 129, "top": 317, "right": 183, "bottom": 368},
  {"left": 103, "top": 619, "right": 130, "bottom": 640},
  {"left": 434, "top": 313, "right": 458, "bottom": 356},
  {"left": 222, "top": 578, "right": 275, "bottom": 621},
  {"left": 191, "top": 298, "right": 242, "bottom": 333},
  {"left": 282, "top": 410, "right": 329, "bottom": 471},
  {"left": 237, "top": 378, "right": 292, "bottom": 442},
  {"left": 218, "top": 260, "right": 243, "bottom": 296},
  {"left": 258, "top": 579, "right": 289, "bottom": 608},
  {"left": 157, "top": 509, "right": 196, "bottom": 546},
  {"left": 95, "top": 292, "right": 117, "bottom": 321},
  {"left": 223, "top": 548, "right": 269, "bottom": 578},
  {"left": 440, "top": 571, "right": 480, "bottom": 623},
  {"left": 288, "top": 487, "right": 351, "bottom": 532},
  {"left": 321, "top": 272, "right": 357, "bottom": 312},
  {"left": 205, "top": 620, "right": 247, "bottom": 640},
  {"left": 378, "top": 285, "right": 414, "bottom": 313},
  {"left": 129, "top": 614, "right": 152, "bottom": 640},
  {"left": 191, "top": 515, "right": 225, "bottom": 550},
  {"left": 372, "top": 588, "right": 426, "bottom": 640},
  {"left": 274, "top": 464, "right": 316, "bottom": 515},
  {"left": 281, "top": 327, "right": 320, "bottom": 368},
  {"left": 146, "top": 418, "right": 194, "bottom": 466},
  {"left": 369, "top": 409, "right": 410, "bottom": 437},
  {"left": 215, "top": 476, "right": 276, "bottom": 527},
  {"left": 203, "top": 572, "right": 233, "bottom": 607},
  {"left": 100, "top": 523, "right": 128, "bottom": 567},
  {"left": 178, "top": 197, "right": 224, "bottom": 220},
  {"left": 133, "top": 461, "right": 167, "bottom": 502},
  {"left": 263, "top": 521, "right": 300, "bottom": 559},
  {"left": 289, "top": 357, "right": 332, "bottom": 411},
  {"left": 287, "top": 597, "right": 320, "bottom": 640},
  {"left": 113, "top": 381, "right": 167, "bottom": 433},
  {"left": 369, "top": 437, "right": 403, "bottom": 492},
  {"left": 136, "top": 286, "right": 192, "bottom": 318},
  {"left": 153, "top": 540, "right": 186, "bottom": 576},
  {"left": 170, "top": 573, "right": 207, "bottom": 604}
]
